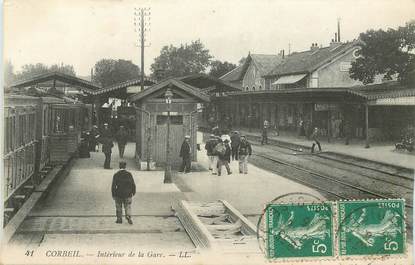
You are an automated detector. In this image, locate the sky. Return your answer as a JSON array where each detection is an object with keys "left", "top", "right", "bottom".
[{"left": 3, "top": 0, "right": 415, "bottom": 77}]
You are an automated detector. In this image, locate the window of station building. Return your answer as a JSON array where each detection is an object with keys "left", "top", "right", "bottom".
[
  {"left": 156, "top": 115, "right": 183, "bottom": 125},
  {"left": 246, "top": 86, "right": 249, "bottom": 91},
  {"left": 252, "top": 86, "right": 256, "bottom": 91}
]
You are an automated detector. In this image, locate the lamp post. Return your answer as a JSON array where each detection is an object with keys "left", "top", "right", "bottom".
[{"left": 164, "top": 86, "right": 173, "bottom": 183}]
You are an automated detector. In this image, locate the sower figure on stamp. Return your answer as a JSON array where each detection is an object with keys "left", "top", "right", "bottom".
[
  {"left": 179, "top": 135, "right": 192, "bottom": 173},
  {"left": 115, "top": 125, "right": 128, "bottom": 158},
  {"left": 205, "top": 134, "right": 217, "bottom": 171},
  {"left": 238, "top": 135, "right": 252, "bottom": 174},
  {"left": 230, "top": 131, "right": 240, "bottom": 161},
  {"left": 217, "top": 139, "right": 232, "bottom": 176},
  {"left": 311, "top": 127, "right": 322, "bottom": 153},
  {"left": 112, "top": 161, "right": 136, "bottom": 224}
]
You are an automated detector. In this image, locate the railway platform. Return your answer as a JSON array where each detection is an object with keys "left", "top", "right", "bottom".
[{"left": 235, "top": 128, "right": 415, "bottom": 169}]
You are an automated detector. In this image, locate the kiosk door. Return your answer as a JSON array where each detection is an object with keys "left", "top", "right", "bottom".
[{"left": 154, "top": 114, "right": 185, "bottom": 166}]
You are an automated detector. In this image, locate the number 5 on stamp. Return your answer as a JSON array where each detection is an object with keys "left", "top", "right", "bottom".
[
  {"left": 338, "top": 199, "right": 406, "bottom": 256},
  {"left": 265, "top": 202, "right": 334, "bottom": 259}
]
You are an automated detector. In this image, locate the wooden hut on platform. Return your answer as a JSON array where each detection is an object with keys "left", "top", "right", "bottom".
[{"left": 129, "top": 78, "right": 210, "bottom": 169}]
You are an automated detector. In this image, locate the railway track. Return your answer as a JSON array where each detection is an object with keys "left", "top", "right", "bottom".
[
  {"left": 248, "top": 137, "right": 413, "bottom": 181},
  {"left": 251, "top": 153, "right": 413, "bottom": 209}
]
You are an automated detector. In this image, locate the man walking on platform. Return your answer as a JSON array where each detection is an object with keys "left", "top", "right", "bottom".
[
  {"left": 311, "top": 127, "right": 322, "bottom": 153},
  {"left": 217, "top": 139, "right": 232, "bottom": 176},
  {"left": 179, "top": 135, "right": 192, "bottom": 173},
  {"left": 116, "top": 125, "right": 128, "bottom": 158},
  {"left": 205, "top": 134, "right": 217, "bottom": 171},
  {"left": 112, "top": 161, "right": 136, "bottom": 224},
  {"left": 100, "top": 123, "right": 114, "bottom": 169},
  {"left": 230, "top": 131, "right": 240, "bottom": 160},
  {"left": 238, "top": 135, "right": 252, "bottom": 174}
]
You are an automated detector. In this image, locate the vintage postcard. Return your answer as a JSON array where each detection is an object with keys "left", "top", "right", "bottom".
[{"left": 1, "top": 0, "right": 414, "bottom": 264}]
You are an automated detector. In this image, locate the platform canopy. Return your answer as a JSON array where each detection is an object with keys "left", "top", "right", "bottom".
[{"left": 9, "top": 71, "right": 101, "bottom": 93}]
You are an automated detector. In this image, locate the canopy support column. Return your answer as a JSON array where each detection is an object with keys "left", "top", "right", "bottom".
[{"left": 365, "top": 104, "right": 370, "bottom": 148}]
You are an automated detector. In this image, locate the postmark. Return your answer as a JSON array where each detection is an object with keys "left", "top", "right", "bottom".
[
  {"left": 337, "top": 199, "right": 406, "bottom": 257},
  {"left": 265, "top": 201, "right": 335, "bottom": 259}
]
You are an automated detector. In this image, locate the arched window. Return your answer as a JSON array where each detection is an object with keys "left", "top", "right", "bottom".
[
  {"left": 246, "top": 86, "right": 249, "bottom": 91},
  {"left": 252, "top": 86, "right": 256, "bottom": 91}
]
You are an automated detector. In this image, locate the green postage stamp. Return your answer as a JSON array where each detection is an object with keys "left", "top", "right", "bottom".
[
  {"left": 265, "top": 199, "right": 406, "bottom": 259},
  {"left": 338, "top": 199, "right": 406, "bottom": 256},
  {"left": 266, "top": 202, "right": 334, "bottom": 259}
]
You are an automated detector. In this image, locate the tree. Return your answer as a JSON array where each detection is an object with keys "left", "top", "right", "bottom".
[
  {"left": 209, "top": 60, "right": 237, "bottom": 78},
  {"left": 4, "top": 60, "right": 16, "bottom": 86},
  {"left": 150, "top": 40, "right": 212, "bottom": 81},
  {"left": 14, "top": 63, "right": 76, "bottom": 81},
  {"left": 350, "top": 21, "right": 415, "bottom": 85},
  {"left": 92, "top": 59, "right": 140, "bottom": 87}
]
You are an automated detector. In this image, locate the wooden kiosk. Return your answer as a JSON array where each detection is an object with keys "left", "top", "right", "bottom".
[{"left": 129, "top": 79, "right": 210, "bottom": 169}]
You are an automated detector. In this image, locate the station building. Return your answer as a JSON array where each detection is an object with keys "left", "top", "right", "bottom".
[{"left": 218, "top": 40, "right": 415, "bottom": 147}]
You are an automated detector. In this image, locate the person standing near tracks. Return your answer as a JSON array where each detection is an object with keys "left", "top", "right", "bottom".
[
  {"left": 205, "top": 134, "right": 217, "bottom": 171},
  {"left": 112, "top": 161, "right": 136, "bottom": 224},
  {"left": 238, "top": 135, "right": 252, "bottom": 174},
  {"left": 230, "top": 131, "right": 240, "bottom": 161},
  {"left": 310, "top": 127, "right": 322, "bottom": 153},
  {"left": 115, "top": 125, "right": 129, "bottom": 158},
  {"left": 261, "top": 120, "right": 269, "bottom": 145}
]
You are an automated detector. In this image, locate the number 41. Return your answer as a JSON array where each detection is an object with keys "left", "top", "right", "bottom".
[{"left": 25, "top": 250, "right": 34, "bottom": 257}]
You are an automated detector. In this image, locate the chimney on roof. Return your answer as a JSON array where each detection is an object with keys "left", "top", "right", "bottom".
[
  {"left": 282, "top": 49, "right": 285, "bottom": 58},
  {"left": 337, "top": 18, "right": 341, "bottom": 42},
  {"left": 335, "top": 33, "right": 338, "bottom": 42},
  {"left": 310, "top": 43, "right": 319, "bottom": 51}
]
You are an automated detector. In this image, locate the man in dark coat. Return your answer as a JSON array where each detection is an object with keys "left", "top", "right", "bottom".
[
  {"left": 89, "top": 125, "right": 100, "bottom": 151},
  {"left": 179, "top": 135, "right": 192, "bottom": 173},
  {"left": 205, "top": 134, "right": 217, "bottom": 171},
  {"left": 230, "top": 131, "right": 240, "bottom": 160},
  {"left": 111, "top": 161, "right": 136, "bottom": 224},
  {"left": 238, "top": 135, "right": 252, "bottom": 174},
  {"left": 311, "top": 127, "right": 322, "bottom": 153},
  {"left": 100, "top": 123, "right": 114, "bottom": 169},
  {"left": 115, "top": 125, "right": 129, "bottom": 158},
  {"left": 217, "top": 139, "right": 232, "bottom": 176}
]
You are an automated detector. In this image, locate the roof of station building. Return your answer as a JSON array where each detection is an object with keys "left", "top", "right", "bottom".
[{"left": 266, "top": 40, "right": 362, "bottom": 77}]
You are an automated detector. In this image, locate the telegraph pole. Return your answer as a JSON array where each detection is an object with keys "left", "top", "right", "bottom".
[{"left": 134, "top": 7, "right": 151, "bottom": 91}]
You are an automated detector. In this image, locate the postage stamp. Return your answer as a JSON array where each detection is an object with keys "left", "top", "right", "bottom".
[
  {"left": 338, "top": 199, "right": 406, "bottom": 256},
  {"left": 266, "top": 202, "right": 334, "bottom": 259}
]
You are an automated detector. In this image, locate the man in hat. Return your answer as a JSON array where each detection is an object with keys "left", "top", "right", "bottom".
[
  {"left": 100, "top": 123, "right": 114, "bottom": 169},
  {"left": 238, "top": 135, "right": 252, "bottom": 174},
  {"left": 310, "top": 127, "right": 322, "bottom": 153},
  {"left": 89, "top": 125, "right": 100, "bottom": 152},
  {"left": 179, "top": 135, "right": 192, "bottom": 173},
  {"left": 112, "top": 161, "right": 136, "bottom": 224},
  {"left": 230, "top": 131, "right": 240, "bottom": 161},
  {"left": 205, "top": 134, "right": 217, "bottom": 171},
  {"left": 115, "top": 125, "right": 129, "bottom": 158},
  {"left": 217, "top": 139, "right": 232, "bottom": 176}
]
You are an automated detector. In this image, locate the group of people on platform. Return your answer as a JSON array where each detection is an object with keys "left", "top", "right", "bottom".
[
  {"left": 204, "top": 131, "right": 252, "bottom": 175},
  {"left": 81, "top": 123, "right": 130, "bottom": 169}
]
